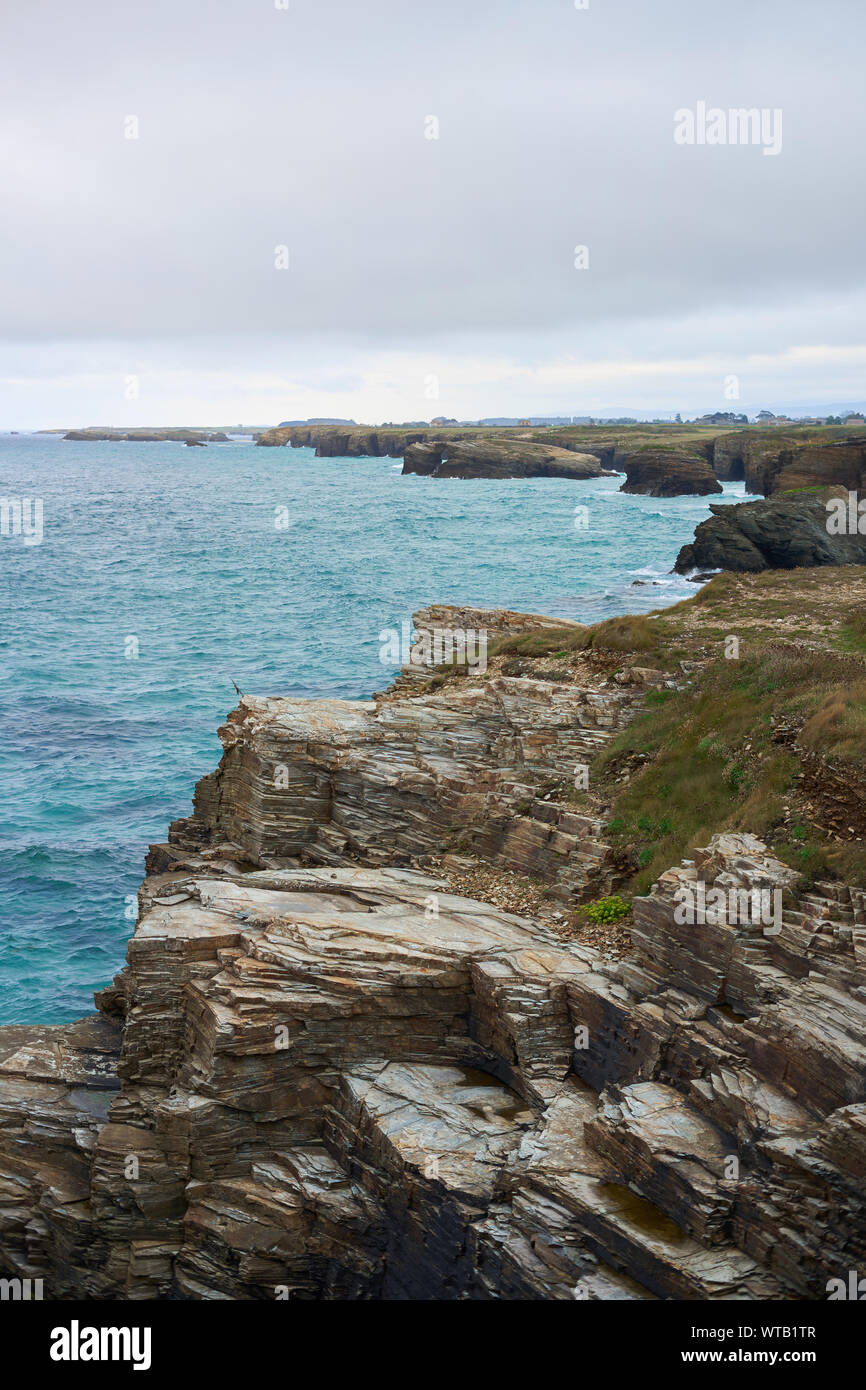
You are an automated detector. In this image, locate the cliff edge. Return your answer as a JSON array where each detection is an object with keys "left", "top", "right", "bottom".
[{"left": 1, "top": 580, "right": 865, "bottom": 1299}]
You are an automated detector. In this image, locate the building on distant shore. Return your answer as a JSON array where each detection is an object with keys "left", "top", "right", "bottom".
[{"left": 692, "top": 411, "right": 748, "bottom": 425}]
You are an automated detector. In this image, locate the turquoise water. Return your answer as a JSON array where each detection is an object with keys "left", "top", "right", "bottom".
[{"left": 0, "top": 433, "right": 745, "bottom": 1024}]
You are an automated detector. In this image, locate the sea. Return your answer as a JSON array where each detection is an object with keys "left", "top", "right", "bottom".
[{"left": 0, "top": 431, "right": 746, "bottom": 1024}]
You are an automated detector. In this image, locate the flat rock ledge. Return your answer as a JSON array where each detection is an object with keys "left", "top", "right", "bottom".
[{"left": 403, "top": 440, "right": 613, "bottom": 481}]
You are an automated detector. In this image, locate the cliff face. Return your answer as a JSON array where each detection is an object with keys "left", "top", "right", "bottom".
[
  {"left": 718, "top": 431, "right": 866, "bottom": 496},
  {"left": 675, "top": 494, "right": 866, "bottom": 573},
  {"left": 162, "top": 608, "right": 640, "bottom": 905},
  {"left": 619, "top": 449, "right": 723, "bottom": 497},
  {"left": 255, "top": 422, "right": 723, "bottom": 475},
  {"left": 257, "top": 425, "right": 452, "bottom": 456},
  {"left": 3, "top": 830, "right": 865, "bottom": 1299},
  {"left": 2, "top": 603, "right": 866, "bottom": 1300},
  {"left": 402, "top": 440, "right": 613, "bottom": 480}
]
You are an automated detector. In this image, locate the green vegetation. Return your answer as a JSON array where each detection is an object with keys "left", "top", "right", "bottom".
[
  {"left": 799, "top": 680, "right": 866, "bottom": 762},
  {"left": 839, "top": 610, "right": 866, "bottom": 655},
  {"left": 408, "top": 564, "right": 866, "bottom": 898},
  {"left": 596, "top": 643, "right": 866, "bottom": 893},
  {"left": 489, "top": 613, "right": 671, "bottom": 664},
  {"left": 489, "top": 626, "right": 591, "bottom": 659},
  {"left": 581, "top": 895, "right": 631, "bottom": 923}
]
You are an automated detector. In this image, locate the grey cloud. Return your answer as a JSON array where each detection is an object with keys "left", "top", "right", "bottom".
[{"left": 1, "top": 0, "right": 864, "bottom": 423}]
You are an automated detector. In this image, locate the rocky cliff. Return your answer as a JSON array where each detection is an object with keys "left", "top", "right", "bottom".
[
  {"left": 619, "top": 449, "right": 723, "bottom": 497},
  {"left": 675, "top": 494, "right": 866, "bottom": 573},
  {"left": 403, "top": 440, "right": 614, "bottom": 480},
  {"left": 255, "top": 421, "right": 727, "bottom": 476},
  {"left": 2, "top": 597, "right": 866, "bottom": 1301},
  {"left": 704, "top": 429, "right": 866, "bottom": 496},
  {"left": 257, "top": 425, "right": 436, "bottom": 456}
]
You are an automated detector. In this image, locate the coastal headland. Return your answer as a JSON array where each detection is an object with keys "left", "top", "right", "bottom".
[{"left": 1, "top": 548, "right": 865, "bottom": 1299}]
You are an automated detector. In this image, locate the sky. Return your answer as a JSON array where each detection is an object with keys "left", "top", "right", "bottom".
[{"left": 1, "top": 0, "right": 864, "bottom": 427}]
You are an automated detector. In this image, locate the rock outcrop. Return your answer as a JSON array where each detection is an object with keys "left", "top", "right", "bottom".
[
  {"left": 238, "top": 419, "right": 866, "bottom": 500},
  {"left": 257, "top": 425, "right": 438, "bottom": 456},
  {"left": 20, "top": 399, "right": 866, "bottom": 1313},
  {"left": 3, "top": 584, "right": 866, "bottom": 1301},
  {"left": 674, "top": 494, "right": 866, "bottom": 573},
  {"left": 403, "top": 440, "right": 613, "bottom": 481},
  {"left": 3, "top": 811, "right": 865, "bottom": 1299},
  {"left": 163, "top": 660, "right": 638, "bottom": 906},
  {"left": 619, "top": 450, "right": 723, "bottom": 497},
  {"left": 703, "top": 428, "right": 866, "bottom": 497},
  {"left": 258, "top": 425, "right": 615, "bottom": 479},
  {"left": 742, "top": 434, "right": 866, "bottom": 497}
]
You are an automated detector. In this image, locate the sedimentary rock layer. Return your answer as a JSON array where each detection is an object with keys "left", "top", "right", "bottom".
[
  {"left": 402, "top": 440, "right": 613, "bottom": 481},
  {"left": 2, "top": 829, "right": 865, "bottom": 1299},
  {"left": 2, "top": 608, "right": 865, "bottom": 1300},
  {"left": 742, "top": 435, "right": 866, "bottom": 497}
]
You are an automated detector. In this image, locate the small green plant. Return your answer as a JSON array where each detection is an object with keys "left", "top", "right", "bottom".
[
  {"left": 726, "top": 764, "right": 745, "bottom": 792},
  {"left": 582, "top": 895, "right": 630, "bottom": 924}
]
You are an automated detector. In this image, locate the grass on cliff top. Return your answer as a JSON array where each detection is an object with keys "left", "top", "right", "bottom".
[
  {"left": 839, "top": 608, "right": 866, "bottom": 655},
  {"left": 434, "top": 569, "right": 866, "bottom": 691},
  {"left": 488, "top": 614, "right": 679, "bottom": 664},
  {"left": 627, "top": 442, "right": 711, "bottom": 461},
  {"left": 595, "top": 642, "right": 866, "bottom": 893},
  {"left": 414, "top": 567, "right": 866, "bottom": 891},
  {"left": 663, "top": 567, "right": 866, "bottom": 652}
]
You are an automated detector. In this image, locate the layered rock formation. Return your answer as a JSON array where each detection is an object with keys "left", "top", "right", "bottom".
[
  {"left": 740, "top": 433, "right": 866, "bottom": 497},
  {"left": 3, "top": 822, "right": 865, "bottom": 1299},
  {"left": 2, "top": 600, "right": 866, "bottom": 1301},
  {"left": 254, "top": 421, "right": 721, "bottom": 474},
  {"left": 619, "top": 449, "right": 723, "bottom": 497},
  {"left": 257, "top": 424, "right": 615, "bottom": 479},
  {"left": 164, "top": 658, "right": 638, "bottom": 905},
  {"left": 403, "top": 440, "right": 613, "bottom": 481},
  {"left": 674, "top": 494, "right": 866, "bottom": 573},
  {"left": 695, "top": 427, "right": 866, "bottom": 497},
  {"left": 257, "top": 425, "right": 435, "bottom": 456}
]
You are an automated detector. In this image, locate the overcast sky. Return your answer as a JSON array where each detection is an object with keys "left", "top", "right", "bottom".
[{"left": 1, "top": 0, "right": 864, "bottom": 426}]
